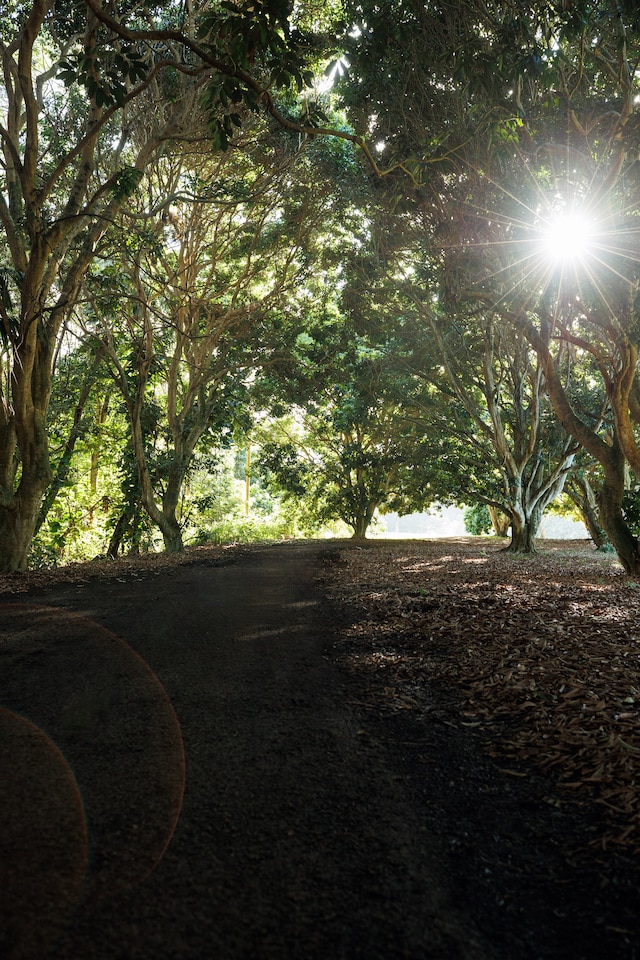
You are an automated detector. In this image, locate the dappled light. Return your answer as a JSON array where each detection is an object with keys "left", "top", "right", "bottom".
[{"left": 393, "top": 552, "right": 462, "bottom": 574}]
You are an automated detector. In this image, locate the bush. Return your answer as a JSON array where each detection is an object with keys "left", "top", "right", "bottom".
[
  {"left": 463, "top": 502, "right": 492, "bottom": 536},
  {"left": 191, "top": 515, "right": 300, "bottom": 546}
]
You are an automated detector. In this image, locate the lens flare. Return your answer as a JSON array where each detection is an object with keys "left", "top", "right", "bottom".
[{"left": 539, "top": 209, "right": 597, "bottom": 266}]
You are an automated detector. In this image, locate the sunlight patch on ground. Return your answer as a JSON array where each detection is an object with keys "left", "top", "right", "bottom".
[
  {"left": 394, "top": 556, "right": 456, "bottom": 572},
  {"left": 349, "top": 651, "right": 405, "bottom": 667}
]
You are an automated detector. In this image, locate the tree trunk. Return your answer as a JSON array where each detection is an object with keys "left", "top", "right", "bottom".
[
  {"left": 0, "top": 324, "right": 54, "bottom": 571},
  {"left": 566, "top": 478, "right": 608, "bottom": 550},
  {"left": 137, "top": 489, "right": 184, "bottom": 554},
  {"left": 519, "top": 311, "right": 640, "bottom": 575},
  {"left": 0, "top": 377, "right": 52, "bottom": 571},
  {"left": 488, "top": 505, "right": 510, "bottom": 537},
  {"left": 351, "top": 518, "right": 369, "bottom": 539},
  {"left": 159, "top": 463, "right": 185, "bottom": 554},
  {"left": 506, "top": 503, "right": 543, "bottom": 554},
  {"left": 160, "top": 519, "right": 184, "bottom": 554},
  {"left": 0, "top": 489, "right": 47, "bottom": 572},
  {"left": 107, "top": 510, "right": 130, "bottom": 559},
  {"left": 597, "top": 473, "right": 640, "bottom": 576},
  {"left": 106, "top": 497, "right": 152, "bottom": 558},
  {"left": 127, "top": 391, "right": 186, "bottom": 554},
  {"left": 351, "top": 507, "right": 375, "bottom": 540},
  {"left": 90, "top": 393, "right": 110, "bottom": 496},
  {"left": 507, "top": 521, "right": 537, "bottom": 553},
  {"left": 581, "top": 506, "right": 609, "bottom": 551}
]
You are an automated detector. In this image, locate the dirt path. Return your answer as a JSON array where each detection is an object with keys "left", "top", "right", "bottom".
[
  {"left": 1, "top": 541, "right": 489, "bottom": 960},
  {"left": 2, "top": 539, "right": 639, "bottom": 960}
]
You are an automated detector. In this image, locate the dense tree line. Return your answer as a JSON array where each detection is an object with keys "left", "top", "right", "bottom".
[{"left": 2, "top": 1, "right": 640, "bottom": 574}]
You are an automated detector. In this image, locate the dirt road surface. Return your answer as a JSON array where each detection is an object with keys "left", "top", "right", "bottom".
[{"left": 0, "top": 541, "right": 638, "bottom": 959}]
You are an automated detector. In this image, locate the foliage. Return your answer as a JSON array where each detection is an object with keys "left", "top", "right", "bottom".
[
  {"left": 87, "top": 121, "right": 338, "bottom": 552},
  {"left": 333, "top": 0, "right": 640, "bottom": 567},
  {"left": 622, "top": 488, "right": 640, "bottom": 539},
  {"left": 253, "top": 301, "right": 440, "bottom": 538},
  {"left": 0, "top": 0, "right": 346, "bottom": 571},
  {"left": 186, "top": 447, "right": 332, "bottom": 544},
  {"left": 463, "top": 503, "right": 492, "bottom": 537},
  {"left": 4, "top": 0, "right": 640, "bottom": 575},
  {"left": 334, "top": 192, "right": 580, "bottom": 550},
  {"left": 193, "top": 515, "right": 305, "bottom": 546}
]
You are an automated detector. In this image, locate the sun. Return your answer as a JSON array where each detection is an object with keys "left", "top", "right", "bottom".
[{"left": 539, "top": 208, "right": 598, "bottom": 267}]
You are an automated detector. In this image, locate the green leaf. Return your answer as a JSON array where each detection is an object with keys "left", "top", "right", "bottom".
[{"left": 112, "top": 166, "right": 144, "bottom": 199}]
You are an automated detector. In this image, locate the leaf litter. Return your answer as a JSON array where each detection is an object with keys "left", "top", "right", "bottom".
[{"left": 324, "top": 537, "right": 640, "bottom": 854}]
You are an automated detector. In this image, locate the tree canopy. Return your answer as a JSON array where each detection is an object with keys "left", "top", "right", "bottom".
[{"left": 2, "top": 0, "right": 640, "bottom": 575}]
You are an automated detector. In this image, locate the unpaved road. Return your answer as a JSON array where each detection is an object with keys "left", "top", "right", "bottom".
[
  {"left": 2, "top": 540, "right": 638, "bottom": 960},
  {"left": 1, "top": 542, "right": 486, "bottom": 960}
]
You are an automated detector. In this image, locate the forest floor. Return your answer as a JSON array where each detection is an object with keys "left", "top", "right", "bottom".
[{"left": 1, "top": 537, "right": 639, "bottom": 959}]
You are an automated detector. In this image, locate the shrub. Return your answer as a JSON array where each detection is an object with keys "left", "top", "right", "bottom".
[{"left": 463, "top": 502, "right": 492, "bottom": 536}]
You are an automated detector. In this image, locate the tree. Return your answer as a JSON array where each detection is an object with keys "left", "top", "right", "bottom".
[
  {"left": 463, "top": 503, "right": 492, "bottom": 537},
  {"left": 252, "top": 244, "right": 444, "bottom": 539},
  {"left": 33, "top": 339, "right": 108, "bottom": 537},
  {"left": 87, "top": 124, "right": 330, "bottom": 552},
  {"left": 0, "top": 0, "right": 339, "bottom": 571},
  {"left": 336, "top": 0, "right": 640, "bottom": 572},
  {"left": 460, "top": 1, "right": 640, "bottom": 572},
  {"left": 333, "top": 198, "right": 579, "bottom": 552},
  {"left": 330, "top": 3, "right": 577, "bottom": 552},
  {"left": 411, "top": 301, "right": 579, "bottom": 552},
  {"left": 256, "top": 354, "right": 433, "bottom": 539}
]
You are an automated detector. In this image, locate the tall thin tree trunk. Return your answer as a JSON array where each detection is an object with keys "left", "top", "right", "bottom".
[
  {"left": 90, "top": 393, "right": 110, "bottom": 496},
  {"left": 107, "top": 510, "right": 130, "bottom": 559}
]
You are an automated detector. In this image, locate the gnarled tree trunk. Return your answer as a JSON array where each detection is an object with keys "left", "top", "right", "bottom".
[
  {"left": 596, "top": 446, "right": 640, "bottom": 575},
  {"left": 566, "top": 476, "right": 608, "bottom": 550},
  {"left": 505, "top": 501, "right": 544, "bottom": 554},
  {"left": 0, "top": 487, "right": 49, "bottom": 573},
  {"left": 519, "top": 310, "right": 640, "bottom": 577},
  {"left": 351, "top": 509, "right": 375, "bottom": 540}
]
